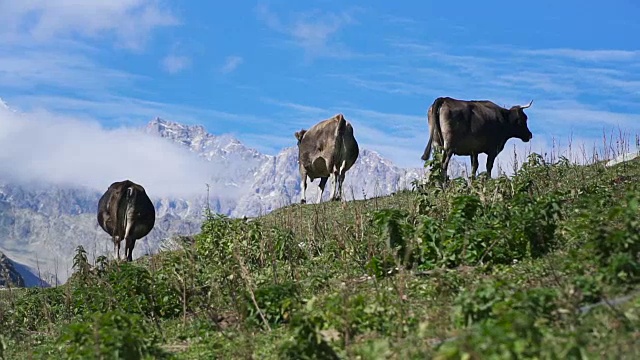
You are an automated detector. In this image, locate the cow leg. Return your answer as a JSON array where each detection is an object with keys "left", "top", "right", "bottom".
[
  {"left": 125, "top": 238, "right": 135, "bottom": 262},
  {"left": 113, "top": 235, "right": 121, "bottom": 261},
  {"left": 300, "top": 175, "right": 308, "bottom": 204},
  {"left": 329, "top": 171, "right": 340, "bottom": 201},
  {"left": 470, "top": 153, "right": 479, "bottom": 179},
  {"left": 317, "top": 177, "right": 328, "bottom": 203},
  {"left": 486, "top": 152, "right": 497, "bottom": 179},
  {"left": 334, "top": 160, "right": 348, "bottom": 201},
  {"left": 336, "top": 173, "right": 345, "bottom": 201}
]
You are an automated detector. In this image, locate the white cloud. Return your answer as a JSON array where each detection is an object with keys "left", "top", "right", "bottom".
[
  {"left": 354, "top": 43, "right": 640, "bottom": 105},
  {"left": 6, "top": 94, "right": 272, "bottom": 132},
  {"left": 262, "top": 94, "right": 640, "bottom": 173},
  {"left": 334, "top": 42, "right": 640, "bottom": 140},
  {"left": 0, "top": 105, "right": 222, "bottom": 198},
  {"left": 161, "top": 54, "right": 191, "bottom": 74},
  {"left": 220, "top": 56, "right": 244, "bottom": 74},
  {"left": 255, "top": 3, "right": 358, "bottom": 59},
  {"left": 522, "top": 48, "right": 640, "bottom": 62},
  {"left": 260, "top": 99, "right": 429, "bottom": 168},
  {"left": 290, "top": 12, "right": 351, "bottom": 53},
  {"left": 0, "top": 50, "right": 141, "bottom": 92},
  {"left": 0, "top": 1, "right": 178, "bottom": 99},
  {"left": 0, "top": 0, "right": 178, "bottom": 50}
]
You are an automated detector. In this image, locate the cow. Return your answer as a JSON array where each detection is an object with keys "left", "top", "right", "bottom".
[
  {"left": 421, "top": 97, "right": 534, "bottom": 179},
  {"left": 294, "top": 113, "right": 359, "bottom": 204},
  {"left": 97, "top": 180, "right": 156, "bottom": 262}
]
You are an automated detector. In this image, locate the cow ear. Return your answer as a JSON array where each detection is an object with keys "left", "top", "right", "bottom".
[{"left": 294, "top": 129, "right": 306, "bottom": 141}]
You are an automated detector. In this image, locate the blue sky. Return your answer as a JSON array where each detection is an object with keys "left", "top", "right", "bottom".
[{"left": 1, "top": 0, "right": 639, "bottom": 170}]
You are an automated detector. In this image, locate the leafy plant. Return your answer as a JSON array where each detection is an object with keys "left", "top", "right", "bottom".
[
  {"left": 56, "top": 310, "right": 166, "bottom": 359},
  {"left": 243, "top": 280, "right": 300, "bottom": 328},
  {"left": 588, "top": 193, "right": 640, "bottom": 285}
]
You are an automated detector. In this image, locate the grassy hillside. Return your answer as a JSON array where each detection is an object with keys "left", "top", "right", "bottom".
[{"left": 1, "top": 151, "right": 640, "bottom": 359}]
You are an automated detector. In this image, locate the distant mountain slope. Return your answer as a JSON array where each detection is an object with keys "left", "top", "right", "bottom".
[
  {"left": 0, "top": 116, "right": 437, "bottom": 285},
  {"left": 0, "top": 250, "right": 25, "bottom": 288},
  {"left": 146, "top": 118, "right": 430, "bottom": 216},
  {"left": 233, "top": 147, "right": 425, "bottom": 216}
]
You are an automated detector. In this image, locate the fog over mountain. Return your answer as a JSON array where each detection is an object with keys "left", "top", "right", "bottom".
[{"left": 0, "top": 103, "right": 461, "bottom": 286}]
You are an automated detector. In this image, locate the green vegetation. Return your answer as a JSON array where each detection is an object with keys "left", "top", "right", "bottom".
[{"left": 1, "top": 149, "right": 640, "bottom": 359}]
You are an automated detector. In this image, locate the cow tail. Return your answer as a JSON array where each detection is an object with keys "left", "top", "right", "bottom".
[
  {"left": 421, "top": 133, "right": 433, "bottom": 161},
  {"left": 421, "top": 97, "right": 445, "bottom": 161},
  {"left": 333, "top": 114, "right": 347, "bottom": 170},
  {"left": 124, "top": 187, "right": 137, "bottom": 235},
  {"left": 116, "top": 188, "right": 128, "bottom": 239}
]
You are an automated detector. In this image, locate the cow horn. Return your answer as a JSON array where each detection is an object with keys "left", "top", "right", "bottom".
[{"left": 520, "top": 100, "right": 533, "bottom": 109}]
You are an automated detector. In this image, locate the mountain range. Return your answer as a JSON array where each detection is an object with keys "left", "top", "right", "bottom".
[{"left": 0, "top": 114, "right": 446, "bottom": 286}]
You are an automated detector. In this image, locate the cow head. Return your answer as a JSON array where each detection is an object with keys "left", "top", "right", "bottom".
[
  {"left": 508, "top": 100, "right": 533, "bottom": 142},
  {"left": 294, "top": 129, "right": 307, "bottom": 145}
]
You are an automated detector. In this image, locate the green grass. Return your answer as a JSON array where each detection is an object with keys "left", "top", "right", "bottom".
[{"left": 2, "top": 151, "right": 640, "bottom": 359}]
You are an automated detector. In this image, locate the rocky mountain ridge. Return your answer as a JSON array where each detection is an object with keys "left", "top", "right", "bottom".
[
  {"left": 0, "top": 250, "right": 25, "bottom": 288},
  {"left": 0, "top": 116, "right": 439, "bottom": 286}
]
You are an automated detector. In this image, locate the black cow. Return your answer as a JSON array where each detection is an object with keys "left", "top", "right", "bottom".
[
  {"left": 421, "top": 97, "right": 533, "bottom": 178},
  {"left": 97, "top": 180, "right": 155, "bottom": 262}
]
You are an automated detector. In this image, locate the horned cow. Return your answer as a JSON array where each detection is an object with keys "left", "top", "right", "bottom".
[
  {"left": 97, "top": 180, "right": 156, "bottom": 262},
  {"left": 294, "top": 113, "right": 359, "bottom": 204},
  {"left": 421, "top": 97, "right": 534, "bottom": 178}
]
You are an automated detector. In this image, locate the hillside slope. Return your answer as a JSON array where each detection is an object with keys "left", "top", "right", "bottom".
[
  {"left": 2, "top": 152, "right": 639, "bottom": 359},
  {"left": 0, "top": 117, "right": 441, "bottom": 285}
]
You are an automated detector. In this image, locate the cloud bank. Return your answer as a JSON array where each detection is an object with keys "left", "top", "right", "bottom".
[
  {"left": 0, "top": 104, "right": 216, "bottom": 198},
  {"left": 0, "top": 0, "right": 178, "bottom": 49},
  {"left": 221, "top": 56, "right": 244, "bottom": 74},
  {"left": 161, "top": 55, "right": 191, "bottom": 74}
]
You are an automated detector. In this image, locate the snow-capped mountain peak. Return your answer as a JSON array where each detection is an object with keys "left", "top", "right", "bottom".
[
  {"left": 1, "top": 116, "right": 430, "bottom": 286},
  {"left": 145, "top": 117, "right": 264, "bottom": 162}
]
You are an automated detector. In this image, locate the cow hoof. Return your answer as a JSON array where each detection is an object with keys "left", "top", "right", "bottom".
[{"left": 300, "top": 199, "right": 306, "bottom": 204}]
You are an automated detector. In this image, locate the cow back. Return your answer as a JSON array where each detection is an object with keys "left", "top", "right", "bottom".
[
  {"left": 436, "top": 98, "right": 513, "bottom": 154},
  {"left": 127, "top": 183, "right": 156, "bottom": 237},
  {"left": 297, "top": 117, "right": 339, "bottom": 173},
  {"left": 336, "top": 121, "right": 359, "bottom": 171},
  {"left": 97, "top": 180, "right": 155, "bottom": 239}
]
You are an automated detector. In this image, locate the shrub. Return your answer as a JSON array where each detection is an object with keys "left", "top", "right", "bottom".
[
  {"left": 588, "top": 193, "right": 640, "bottom": 285},
  {"left": 67, "top": 245, "right": 183, "bottom": 321},
  {"left": 366, "top": 208, "right": 415, "bottom": 277},
  {"left": 70, "top": 261, "right": 156, "bottom": 318},
  {"left": 454, "top": 280, "right": 510, "bottom": 327},
  {"left": 279, "top": 311, "right": 340, "bottom": 360},
  {"left": 4, "top": 287, "right": 67, "bottom": 335},
  {"left": 56, "top": 310, "right": 166, "bottom": 359},
  {"left": 414, "top": 190, "right": 562, "bottom": 271},
  {"left": 454, "top": 280, "right": 559, "bottom": 328},
  {"left": 436, "top": 310, "right": 588, "bottom": 360},
  {"left": 242, "top": 280, "right": 300, "bottom": 328},
  {"left": 572, "top": 275, "right": 602, "bottom": 304}
]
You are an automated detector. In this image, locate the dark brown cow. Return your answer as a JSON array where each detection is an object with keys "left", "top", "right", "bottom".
[
  {"left": 295, "top": 113, "right": 359, "bottom": 204},
  {"left": 421, "top": 97, "right": 533, "bottom": 178},
  {"left": 97, "top": 180, "right": 155, "bottom": 262}
]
